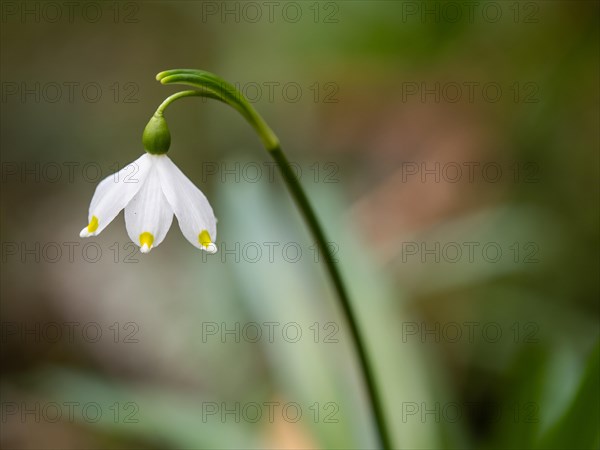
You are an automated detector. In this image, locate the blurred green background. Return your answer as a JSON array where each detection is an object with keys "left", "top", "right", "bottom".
[{"left": 1, "top": 1, "right": 598, "bottom": 449}]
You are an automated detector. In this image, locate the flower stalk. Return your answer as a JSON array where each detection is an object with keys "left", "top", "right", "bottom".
[{"left": 152, "top": 69, "right": 392, "bottom": 450}]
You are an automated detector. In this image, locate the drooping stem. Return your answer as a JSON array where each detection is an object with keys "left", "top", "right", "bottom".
[
  {"left": 150, "top": 69, "right": 392, "bottom": 449},
  {"left": 156, "top": 90, "right": 205, "bottom": 114}
]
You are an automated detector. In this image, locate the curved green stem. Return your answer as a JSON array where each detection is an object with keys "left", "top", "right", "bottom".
[
  {"left": 269, "top": 145, "right": 393, "bottom": 450},
  {"left": 156, "top": 70, "right": 279, "bottom": 150},
  {"left": 155, "top": 90, "right": 206, "bottom": 114},
  {"left": 151, "top": 69, "right": 392, "bottom": 450}
]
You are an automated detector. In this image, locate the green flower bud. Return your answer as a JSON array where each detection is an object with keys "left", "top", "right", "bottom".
[{"left": 142, "top": 113, "right": 171, "bottom": 154}]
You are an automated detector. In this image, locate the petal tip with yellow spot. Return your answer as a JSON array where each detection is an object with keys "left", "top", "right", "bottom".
[
  {"left": 199, "top": 230, "right": 217, "bottom": 254},
  {"left": 80, "top": 216, "right": 99, "bottom": 238},
  {"left": 139, "top": 232, "right": 154, "bottom": 254}
]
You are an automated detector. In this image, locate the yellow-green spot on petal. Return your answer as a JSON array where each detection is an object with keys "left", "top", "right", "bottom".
[
  {"left": 140, "top": 232, "right": 154, "bottom": 248},
  {"left": 88, "top": 215, "right": 99, "bottom": 233},
  {"left": 199, "top": 230, "right": 212, "bottom": 248}
]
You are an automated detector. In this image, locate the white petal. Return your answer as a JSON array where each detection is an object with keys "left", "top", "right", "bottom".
[
  {"left": 156, "top": 155, "right": 217, "bottom": 253},
  {"left": 124, "top": 161, "right": 174, "bottom": 253},
  {"left": 80, "top": 154, "right": 152, "bottom": 237}
]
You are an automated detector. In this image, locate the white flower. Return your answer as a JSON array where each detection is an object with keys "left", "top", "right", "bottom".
[{"left": 80, "top": 153, "right": 217, "bottom": 254}]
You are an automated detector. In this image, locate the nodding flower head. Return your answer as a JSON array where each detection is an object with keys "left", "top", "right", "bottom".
[{"left": 80, "top": 152, "right": 217, "bottom": 254}]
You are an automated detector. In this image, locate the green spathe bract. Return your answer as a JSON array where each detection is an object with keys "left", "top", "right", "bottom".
[{"left": 155, "top": 69, "right": 279, "bottom": 151}]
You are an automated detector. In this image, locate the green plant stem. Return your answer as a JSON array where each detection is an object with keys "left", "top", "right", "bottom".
[
  {"left": 156, "top": 90, "right": 206, "bottom": 114},
  {"left": 151, "top": 72, "right": 392, "bottom": 447},
  {"left": 269, "top": 145, "right": 393, "bottom": 450}
]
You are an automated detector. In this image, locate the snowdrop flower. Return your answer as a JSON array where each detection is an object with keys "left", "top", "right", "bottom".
[{"left": 79, "top": 114, "right": 217, "bottom": 254}]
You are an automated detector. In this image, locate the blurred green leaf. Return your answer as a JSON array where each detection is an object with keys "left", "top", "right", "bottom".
[{"left": 535, "top": 340, "right": 600, "bottom": 449}]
